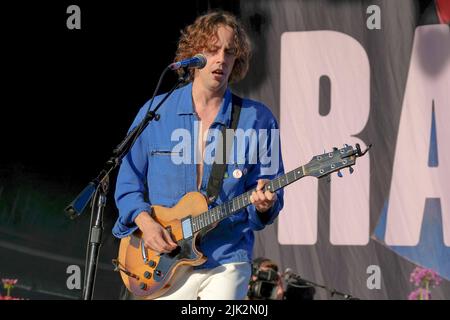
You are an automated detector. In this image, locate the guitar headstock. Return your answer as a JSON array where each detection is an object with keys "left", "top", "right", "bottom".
[{"left": 303, "top": 143, "right": 371, "bottom": 179}]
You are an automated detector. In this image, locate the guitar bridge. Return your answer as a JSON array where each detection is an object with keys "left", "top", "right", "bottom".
[{"left": 141, "top": 240, "right": 149, "bottom": 264}]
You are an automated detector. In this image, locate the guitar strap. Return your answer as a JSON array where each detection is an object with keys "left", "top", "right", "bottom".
[{"left": 205, "top": 93, "right": 242, "bottom": 204}]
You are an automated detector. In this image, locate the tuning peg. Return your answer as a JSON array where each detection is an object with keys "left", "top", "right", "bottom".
[
  {"left": 344, "top": 144, "right": 349, "bottom": 147},
  {"left": 333, "top": 147, "right": 338, "bottom": 151},
  {"left": 349, "top": 166, "right": 354, "bottom": 174},
  {"left": 337, "top": 170, "right": 343, "bottom": 178}
]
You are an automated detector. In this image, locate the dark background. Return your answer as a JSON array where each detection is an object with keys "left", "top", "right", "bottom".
[{"left": 2, "top": 0, "right": 240, "bottom": 183}]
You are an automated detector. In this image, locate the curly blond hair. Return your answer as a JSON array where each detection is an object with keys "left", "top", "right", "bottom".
[{"left": 175, "top": 11, "right": 251, "bottom": 83}]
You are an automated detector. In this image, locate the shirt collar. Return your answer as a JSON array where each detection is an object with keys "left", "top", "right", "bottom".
[
  {"left": 176, "top": 82, "right": 196, "bottom": 115},
  {"left": 212, "top": 88, "right": 232, "bottom": 127},
  {"left": 177, "top": 82, "right": 233, "bottom": 128}
]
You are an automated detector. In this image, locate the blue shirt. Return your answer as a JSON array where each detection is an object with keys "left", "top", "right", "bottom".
[{"left": 113, "top": 82, "right": 284, "bottom": 269}]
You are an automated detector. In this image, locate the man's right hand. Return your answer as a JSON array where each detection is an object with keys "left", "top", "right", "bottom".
[{"left": 134, "top": 211, "right": 178, "bottom": 254}]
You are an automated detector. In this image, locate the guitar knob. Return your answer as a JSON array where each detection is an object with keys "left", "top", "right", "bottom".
[
  {"left": 148, "top": 260, "right": 156, "bottom": 268},
  {"left": 139, "top": 283, "right": 147, "bottom": 290},
  {"left": 144, "top": 271, "right": 152, "bottom": 279}
]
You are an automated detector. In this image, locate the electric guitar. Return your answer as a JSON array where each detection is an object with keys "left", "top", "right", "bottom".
[{"left": 113, "top": 143, "right": 371, "bottom": 298}]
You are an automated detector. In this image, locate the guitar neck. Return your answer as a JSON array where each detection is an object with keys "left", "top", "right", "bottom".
[{"left": 191, "top": 165, "right": 306, "bottom": 233}]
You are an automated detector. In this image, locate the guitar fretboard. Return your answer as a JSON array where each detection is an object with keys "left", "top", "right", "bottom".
[{"left": 191, "top": 165, "right": 305, "bottom": 233}]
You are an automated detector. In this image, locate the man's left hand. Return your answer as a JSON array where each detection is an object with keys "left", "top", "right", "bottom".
[{"left": 250, "top": 179, "right": 277, "bottom": 213}]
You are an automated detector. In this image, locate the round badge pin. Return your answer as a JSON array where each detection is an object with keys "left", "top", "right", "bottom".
[{"left": 233, "top": 169, "right": 243, "bottom": 179}]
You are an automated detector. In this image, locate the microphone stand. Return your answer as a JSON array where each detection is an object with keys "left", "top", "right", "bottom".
[
  {"left": 286, "top": 273, "right": 359, "bottom": 300},
  {"left": 65, "top": 68, "right": 188, "bottom": 300}
]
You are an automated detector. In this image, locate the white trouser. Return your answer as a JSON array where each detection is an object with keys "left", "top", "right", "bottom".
[{"left": 143, "top": 262, "right": 251, "bottom": 300}]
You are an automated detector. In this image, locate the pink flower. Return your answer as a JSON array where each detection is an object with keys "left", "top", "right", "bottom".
[
  {"left": 408, "top": 288, "right": 420, "bottom": 300},
  {"left": 2, "top": 278, "right": 19, "bottom": 297},
  {"left": 408, "top": 267, "right": 442, "bottom": 300},
  {"left": 408, "top": 288, "right": 431, "bottom": 300},
  {"left": 0, "top": 295, "right": 23, "bottom": 300},
  {"left": 409, "top": 267, "right": 442, "bottom": 287},
  {"left": 2, "top": 279, "right": 18, "bottom": 287}
]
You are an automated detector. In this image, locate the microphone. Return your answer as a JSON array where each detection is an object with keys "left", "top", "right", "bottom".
[
  {"left": 169, "top": 54, "right": 207, "bottom": 70},
  {"left": 283, "top": 268, "right": 296, "bottom": 281},
  {"left": 283, "top": 268, "right": 305, "bottom": 282}
]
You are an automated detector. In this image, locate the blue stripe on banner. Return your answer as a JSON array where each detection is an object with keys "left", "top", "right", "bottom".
[{"left": 374, "top": 199, "right": 450, "bottom": 281}]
